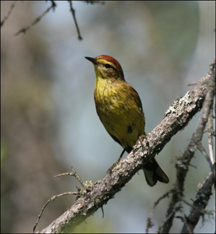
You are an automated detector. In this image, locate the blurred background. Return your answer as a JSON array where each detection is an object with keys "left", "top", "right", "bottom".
[{"left": 1, "top": 1, "right": 215, "bottom": 233}]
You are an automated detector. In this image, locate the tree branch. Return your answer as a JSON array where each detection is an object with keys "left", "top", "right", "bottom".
[
  {"left": 158, "top": 60, "right": 215, "bottom": 233},
  {"left": 181, "top": 164, "right": 215, "bottom": 233},
  {"left": 1, "top": 1, "right": 17, "bottom": 27},
  {"left": 14, "top": 1, "right": 104, "bottom": 38},
  {"left": 36, "top": 62, "right": 214, "bottom": 233},
  {"left": 68, "top": 1, "right": 82, "bottom": 40},
  {"left": 14, "top": 0, "right": 57, "bottom": 36}
]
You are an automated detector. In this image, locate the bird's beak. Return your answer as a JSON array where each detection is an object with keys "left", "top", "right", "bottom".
[{"left": 85, "top": 56, "right": 98, "bottom": 65}]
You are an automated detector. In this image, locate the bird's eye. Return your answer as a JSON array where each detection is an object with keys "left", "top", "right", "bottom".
[{"left": 104, "top": 64, "right": 112, "bottom": 69}]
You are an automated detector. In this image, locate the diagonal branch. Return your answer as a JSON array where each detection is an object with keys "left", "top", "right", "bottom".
[
  {"left": 1, "top": 1, "right": 17, "bottom": 27},
  {"left": 14, "top": 1, "right": 57, "bottom": 36},
  {"left": 37, "top": 63, "right": 214, "bottom": 233}
]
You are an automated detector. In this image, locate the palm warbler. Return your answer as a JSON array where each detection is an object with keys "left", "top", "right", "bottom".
[{"left": 85, "top": 55, "right": 169, "bottom": 186}]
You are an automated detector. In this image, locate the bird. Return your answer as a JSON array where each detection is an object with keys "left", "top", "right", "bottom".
[{"left": 85, "top": 55, "right": 169, "bottom": 187}]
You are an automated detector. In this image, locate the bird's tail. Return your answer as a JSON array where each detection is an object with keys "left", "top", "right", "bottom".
[{"left": 143, "top": 158, "right": 169, "bottom": 187}]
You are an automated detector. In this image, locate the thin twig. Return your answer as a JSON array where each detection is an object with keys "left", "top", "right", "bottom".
[
  {"left": 179, "top": 209, "right": 193, "bottom": 234},
  {"left": 14, "top": 0, "right": 57, "bottom": 36},
  {"left": 188, "top": 82, "right": 198, "bottom": 86},
  {"left": 54, "top": 166, "right": 84, "bottom": 187},
  {"left": 33, "top": 166, "right": 85, "bottom": 232},
  {"left": 146, "top": 189, "right": 174, "bottom": 233},
  {"left": 198, "top": 144, "right": 213, "bottom": 169},
  {"left": 1, "top": 1, "right": 17, "bottom": 27},
  {"left": 207, "top": 110, "right": 215, "bottom": 165},
  {"left": 101, "top": 206, "right": 104, "bottom": 218},
  {"left": 156, "top": 202, "right": 182, "bottom": 234},
  {"left": 68, "top": 1, "right": 82, "bottom": 40},
  {"left": 208, "top": 132, "right": 214, "bottom": 165},
  {"left": 33, "top": 191, "right": 78, "bottom": 233},
  {"left": 181, "top": 199, "right": 204, "bottom": 214}
]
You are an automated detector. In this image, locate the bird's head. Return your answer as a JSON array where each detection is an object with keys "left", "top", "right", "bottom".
[{"left": 85, "top": 55, "right": 125, "bottom": 81}]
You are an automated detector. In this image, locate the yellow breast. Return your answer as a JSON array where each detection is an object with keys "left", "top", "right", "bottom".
[{"left": 94, "top": 77, "right": 145, "bottom": 149}]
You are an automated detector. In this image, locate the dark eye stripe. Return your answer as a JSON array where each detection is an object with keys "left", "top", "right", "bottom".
[
  {"left": 103, "top": 63, "right": 119, "bottom": 74},
  {"left": 104, "top": 64, "right": 112, "bottom": 68}
]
